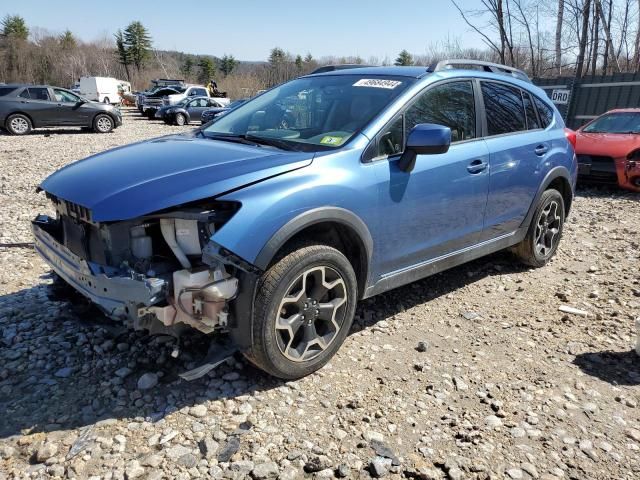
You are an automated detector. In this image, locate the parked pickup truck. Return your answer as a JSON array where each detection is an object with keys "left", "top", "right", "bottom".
[{"left": 162, "top": 85, "right": 230, "bottom": 108}]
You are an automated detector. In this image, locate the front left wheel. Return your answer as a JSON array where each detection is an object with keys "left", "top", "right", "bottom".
[
  {"left": 245, "top": 244, "right": 358, "bottom": 379},
  {"left": 93, "top": 114, "right": 114, "bottom": 133},
  {"left": 174, "top": 113, "right": 187, "bottom": 126},
  {"left": 6, "top": 114, "right": 32, "bottom": 135}
]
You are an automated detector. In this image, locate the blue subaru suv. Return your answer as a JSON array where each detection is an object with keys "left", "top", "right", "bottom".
[{"left": 32, "top": 60, "right": 577, "bottom": 379}]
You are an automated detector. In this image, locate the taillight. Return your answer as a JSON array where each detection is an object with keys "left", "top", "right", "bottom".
[{"left": 564, "top": 128, "right": 577, "bottom": 150}]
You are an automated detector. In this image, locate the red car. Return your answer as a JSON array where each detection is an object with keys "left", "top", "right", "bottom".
[{"left": 575, "top": 109, "right": 640, "bottom": 192}]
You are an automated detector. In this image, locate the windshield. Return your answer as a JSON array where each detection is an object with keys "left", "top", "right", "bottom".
[
  {"left": 203, "top": 75, "right": 414, "bottom": 152},
  {"left": 582, "top": 112, "right": 640, "bottom": 134}
]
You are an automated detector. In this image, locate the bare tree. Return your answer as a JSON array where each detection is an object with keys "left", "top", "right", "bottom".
[{"left": 555, "top": 0, "right": 565, "bottom": 74}]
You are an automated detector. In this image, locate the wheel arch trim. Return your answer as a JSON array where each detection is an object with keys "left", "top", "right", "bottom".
[
  {"left": 520, "top": 166, "right": 573, "bottom": 229},
  {"left": 254, "top": 206, "right": 374, "bottom": 276}
]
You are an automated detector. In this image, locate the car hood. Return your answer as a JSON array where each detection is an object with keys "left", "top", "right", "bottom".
[
  {"left": 40, "top": 134, "right": 313, "bottom": 222},
  {"left": 576, "top": 131, "right": 640, "bottom": 158}
]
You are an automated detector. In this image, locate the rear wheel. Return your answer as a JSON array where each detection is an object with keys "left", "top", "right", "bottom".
[
  {"left": 512, "top": 188, "right": 565, "bottom": 267},
  {"left": 93, "top": 114, "right": 114, "bottom": 133},
  {"left": 6, "top": 114, "right": 32, "bottom": 135},
  {"left": 175, "top": 113, "right": 187, "bottom": 126},
  {"left": 245, "top": 244, "right": 357, "bottom": 379}
]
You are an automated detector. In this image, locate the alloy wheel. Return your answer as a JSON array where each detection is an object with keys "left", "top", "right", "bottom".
[
  {"left": 534, "top": 200, "right": 561, "bottom": 257},
  {"left": 96, "top": 117, "right": 112, "bottom": 132},
  {"left": 10, "top": 117, "right": 29, "bottom": 134},
  {"left": 275, "top": 266, "right": 348, "bottom": 362}
]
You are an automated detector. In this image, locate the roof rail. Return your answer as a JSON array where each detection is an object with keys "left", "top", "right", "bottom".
[
  {"left": 309, "top": 64, "right": 370, "bottom": 74},
  {"left": 429, "top": 59, "right": 530, "bottom": 83}
]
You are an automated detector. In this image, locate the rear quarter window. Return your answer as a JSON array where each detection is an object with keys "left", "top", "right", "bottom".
[
  {"left": 0, "top": 87, "right": 17, "bottom": 97},
  {"left": 533, "top": 95, "right": 554, "bottom": 128}
]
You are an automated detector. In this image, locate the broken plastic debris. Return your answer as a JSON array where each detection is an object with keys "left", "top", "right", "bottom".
[{"left": 558, "top": 305, "right": 589, "bottom": 317}]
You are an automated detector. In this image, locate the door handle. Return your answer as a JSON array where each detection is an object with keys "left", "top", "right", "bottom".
[
  {"left": 467, "top": 159, "right": 488, "bottom": 174},
  {"left": 535, "top": 144, "right": 549, "bottom": 156}
]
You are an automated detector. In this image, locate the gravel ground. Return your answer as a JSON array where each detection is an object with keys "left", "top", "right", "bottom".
[{"left": 1, "top": 108, "right": 639, "bottom": 479}]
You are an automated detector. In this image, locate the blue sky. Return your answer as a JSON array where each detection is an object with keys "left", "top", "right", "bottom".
[{"left": 5, "top": 0, "right": 486, "bottom": 61}]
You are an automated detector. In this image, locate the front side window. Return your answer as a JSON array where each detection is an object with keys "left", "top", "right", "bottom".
[
  {"left": 377, "top": 115, "right": 404, "bottom": 157},
  {"left": 27, "top": 87, "right": 51, "bottom": 101},
  {"left": 405, "top": 81, "right": 476, "bottom": 142},
  {"left": 481, "top": 82, "right": 526, "bottom": 136},
  {"left": 582, "top": 112, "right": 640, "bottom": 134},
  {"left": 204, "top": 75, "right": 414, "bottom": 152},
  {"left": 53, "top": 89, "right": 80, "bottom": 103}
]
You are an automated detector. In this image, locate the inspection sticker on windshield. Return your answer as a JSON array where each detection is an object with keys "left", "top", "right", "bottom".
[
  {"left": 353, "top": 79, "right": 402, "bottom": 89},
  {"left": 320, "top": 136, "right": 344, "bottom": 145}
]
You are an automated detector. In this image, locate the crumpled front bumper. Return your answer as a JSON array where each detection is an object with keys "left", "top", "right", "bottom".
[{"left": 32, "top": 215, "right": 167, "bottom": 321}]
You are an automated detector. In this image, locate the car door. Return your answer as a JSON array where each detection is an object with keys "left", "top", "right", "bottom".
[
  {"left": 186, "top": 98, "right": 207, "bottom": 119},
  {"left": 371, "top": 80, "right": 490, "bottom": 276},
  {"left": 479, "top": 82, "right": 551, "bottom": 239},
  {"left": 18, "top": 87, "right": 56, "bottom": 126},
  {"left": 51, "top": 88, "right": 88, "bottom": 126}
]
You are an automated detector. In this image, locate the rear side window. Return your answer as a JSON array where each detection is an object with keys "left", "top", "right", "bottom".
[
  {"left": 0, "top": 87, "right": 17, "bottom": 97},
  {"left": 481, "top": 82, "right": 526, "bottom": 136},
  {"left": 405, "top": 80, "right": 476, "bottom": 142},
  {"left": 533, "top": 96, "right": 554, "bottom": 128},
  {"left": 522, "top": 92, "right": 541, "bottom": 130},
  {"left": 25, "top": 87, "right": 51, "bottom": 101}
]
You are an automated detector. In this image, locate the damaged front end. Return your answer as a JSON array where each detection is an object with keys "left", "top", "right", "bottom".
[{"left": 32, "top": 195, "right": 248, "bottom": 338}]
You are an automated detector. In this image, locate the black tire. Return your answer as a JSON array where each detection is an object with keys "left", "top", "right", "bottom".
[
  {"left": 93, "top": 114, "right": 114, "bottom": 133},
  {"left": 174, "top": 113, "right": 187, "bottom": 126},
  {"left": 6, "top": 113, "right": 32, "bottom": 135},
  {"left": 512, "top": 188, "right": 565, "bottom": 267},
  {"left": 245, "top": 244, "right": 357, "bottom": 379}
]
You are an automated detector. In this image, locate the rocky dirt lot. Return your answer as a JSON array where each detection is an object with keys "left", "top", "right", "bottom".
[{"left": 0, "top": 108, "right": 639, "bottom": 480}]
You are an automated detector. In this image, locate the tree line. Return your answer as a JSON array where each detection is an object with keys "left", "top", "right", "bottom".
[{"left": 2, "top": 3, "right": 640, "bottom": 100}]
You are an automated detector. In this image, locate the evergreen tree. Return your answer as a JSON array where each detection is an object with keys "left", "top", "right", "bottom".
[
  {"left": 1, "top": 14, "right": 29, "bottom": 40},
  {"left": 219, "top": 54, "right": 238, "bottom": 76},
  {"left": 59, "top": 29, "right": 76, "bottom": 50},
  {"left": 123, "top": 21, "right": 152, "bottom": 72},
  {"left": 114, "top": 29, "right": 131, "bottom": 80},
  {"left": 304, "top": 53, "right": 313, "bottom": 64},
  {"left": 181, "top": 56, "right": 194, "bottom": 77},
  {"left": 198, "top": 57, "right": 216, "bottom": 83},
  {"left": 295, "top": 54, "right": 303, "bottom": 73},
  {"left": 394, "top": 49, "right": 414, "bottom": 66}
]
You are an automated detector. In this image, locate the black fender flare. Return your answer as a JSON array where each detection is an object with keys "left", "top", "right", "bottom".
[
  {"left": 254, "top": 206, "right": 374, "bottom": 273},
  {"left": 520, "top": 165, "right": 573, "bottom": 229},
  {"left": 229, "top": 207, "right": 374, "bottom": 350}
]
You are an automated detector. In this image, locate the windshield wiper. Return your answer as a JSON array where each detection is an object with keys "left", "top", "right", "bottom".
[
  {"left": 244, "top": 134, "right": 297, "bottom": 151},
  {"left": 202, "top": 133, "right": 262, "bottom": 147}
]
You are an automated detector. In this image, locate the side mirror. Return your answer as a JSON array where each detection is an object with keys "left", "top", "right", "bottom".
[{"left": 398, "top": 123, "right": 451, "bottom": 172}]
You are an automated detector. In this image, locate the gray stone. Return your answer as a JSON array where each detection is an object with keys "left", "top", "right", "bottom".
[
  {"left": 54, "top": 367, "right": 73, "bottom": 378},
  {"left": 189, "top": 404, "right": 208, "bottom": 418},
  {"left": 200, "top": 437, "right": 219, "bottom": 459},
  {"left": 416, "top": 341, "right": 429, "bottom": 352},
  {"left": 369, "top": 456, "right": 392, "bottom": 478},
  {"left": 114, "top": 367, "right": 133, "bottom": 378},
  {"left": 177, "top": 453, "right": 197, "bottom": 468},
  {"left": 485, "top": 415, "right": 502, "bottom": 428},
  {"left": 305, "top": 455, "right": 333, "bottom": 473},
  {"left": 250, "top": 461, "right": 279, "bottom": 479},
  {"left": 35, "top": 442, "right": 58, "bottom": 463},
  {"left": 230, "top": 460, "right": 255, "bottom": 474},
  {"left": 336, "top": 464, "right": 351, "bottom": 478},
  {"left": 125, "top": 460, "right": 145, "bottom": 479},
  {"left": 137, "top": 372, "right": 158, "bottom": 390},
  {"left": 506, "top": 468, "right": 523, "bottom": 479}
]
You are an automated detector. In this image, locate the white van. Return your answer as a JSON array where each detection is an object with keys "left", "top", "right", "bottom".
[{"left": 79, "top": 77, "right": 127, "bottom": 104}]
